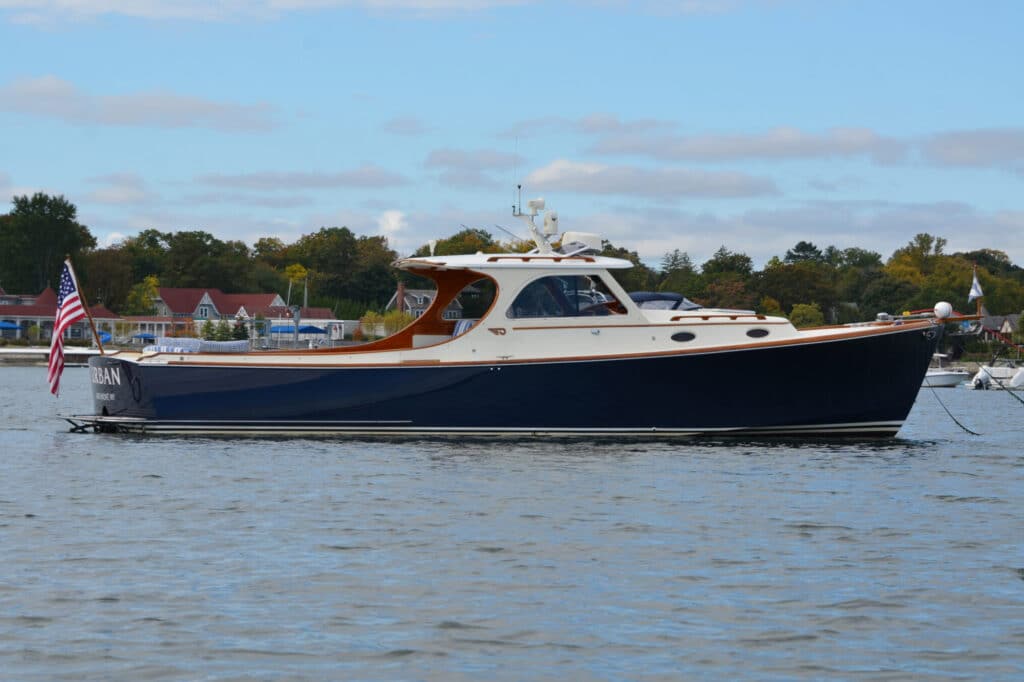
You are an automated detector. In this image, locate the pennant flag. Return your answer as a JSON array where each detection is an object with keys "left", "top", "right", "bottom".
[
  {"left": 48, "top": 260, "right": 87, "bottom": 396},
  {"left": 967, "top": 268, "right": 984, "bottom": 303}
]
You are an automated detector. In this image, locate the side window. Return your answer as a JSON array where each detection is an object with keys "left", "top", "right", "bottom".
[{"left": 507, "top": 275, "right": 624, "bottom": 319}]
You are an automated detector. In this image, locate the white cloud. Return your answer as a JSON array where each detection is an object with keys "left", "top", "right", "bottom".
[
  {"left": 498, "top": 113, "right": 674, "bottom": 139},
  {"left": 921, "top": 128, "right": 1024, "bottom": 172},
  {"left": 0, "top": 75, "right": 279, "bottom": 131},
  {"left": 588, "top": 0, "right": 777, "bottom": 15},
  {"left": 376, "top": 209, "right": 410, "bottom": 249},
  {"left": 0, "top": 0, "right": 792, "bottom": 24},
  {"left": 591, "top": 126, "right": 907, "bottom": 163},
  {"left": 85, "top": 173, "right": 156, "bottom": 205},
  {"left": 504, "top": 115, "right": 1024, "bottom": 173},
  {"left": 197, "top": 164, "right": 409, "bottom": 189},
  {"left": 0, "top": 0, "right": 531, "bottom": 23},
  {"left": 612, "top": 200, "right": 1024, "bottom": 268},
  {"left": 525, "top": 159, "right": 778, "bottom": 198},
  {"left": 0, "top": 173, "right": 51, "bottom": 202},
  {"left": 102, "top": 231, "right": 128, "bottom": 247},
  {"left": 183, "top": 192, "right": 314, "bottom": 208},
  {"left": 381, "top": 116, "right": 432, "bottom": 136},
  {"left": 425, "top": 147, "right": 523, "bottom": 188}
]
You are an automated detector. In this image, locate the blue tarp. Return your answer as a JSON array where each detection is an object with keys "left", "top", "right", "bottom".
[
  {"left": 0, "top": 321, "right": 20, "bottom": 330},
  {"left": 132, "top": 332, "right": 156, "bottom": 340},
  {"left": 270, "top": 325, "right": 294, "bottom": 333},
  {"left": 98, "top": 331, "right": 111, "bottom": 343},
  {"left": 299, "top": 325, "right": 326, "bottom": 334}
]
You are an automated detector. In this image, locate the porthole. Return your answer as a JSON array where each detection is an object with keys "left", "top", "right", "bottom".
[
  {"left": 746, "top": 328, "right": 770, "bottom": 338},
  {"left": 671, "top": 331, "right": 696, "bottom": 342}
]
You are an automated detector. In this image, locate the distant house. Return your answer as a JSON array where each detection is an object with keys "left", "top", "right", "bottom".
[
  {"left": 0, "top": 287, "right": 119, "bottom": 342},
  {"left": 384, "top": 287, "right": 463, "bottom": 320},
  {"left": 1000, "top": 314, "right": 1020, "bottom": 337},
  {"left": 153, "top": 288, "right": 286, "bottom": 322},
  {"left": 961, "top": 313, "right": 1022, "bottom": 345},
  {"left": 0, "top": 283, "right": 346, "bottom": 344},
  {"left": 139, "top": 287, "right": 341, "bottom": 340}
]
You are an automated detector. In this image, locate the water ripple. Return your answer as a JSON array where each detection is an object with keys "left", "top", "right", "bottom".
[{"left": 0, "top": 366, "right": 1020, "bottom": 679}]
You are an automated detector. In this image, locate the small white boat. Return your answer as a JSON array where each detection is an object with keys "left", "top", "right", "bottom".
[
  {"left": 924, "top": 368, "right": 971, "bottom": 388},
  {"left": 922, "top": 353, "right": 970, "bottom": 388},
  {"left": 969, "top": 361, "right": 1024, "bottom": 390}
]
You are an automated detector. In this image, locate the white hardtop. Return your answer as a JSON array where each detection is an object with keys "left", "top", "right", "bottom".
[{"left": 395, "top": 253, "right": 634, "bottom": 272}]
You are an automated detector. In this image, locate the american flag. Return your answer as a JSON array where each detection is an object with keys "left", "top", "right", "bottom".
[{"left": 48, "top": 260, "right": 87, "bottom": 396}]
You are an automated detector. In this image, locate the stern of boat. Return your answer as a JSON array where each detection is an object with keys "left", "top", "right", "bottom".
[{"left": 87, "top": 354, "right": 151, "bottom": 419}]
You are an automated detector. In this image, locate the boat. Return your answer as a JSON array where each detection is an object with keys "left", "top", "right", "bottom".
[
  {"left": 969, "top": 360, "right": 1024, "bottom": 390},
  {"left": 924, "top": 367, "right": 970, "bottom": 388},
  {"left": 922, "top": 353, "right": 970, "bottom": 388},
  {"left": 74, "top": 200, "right": 949, "bottom": 438}
]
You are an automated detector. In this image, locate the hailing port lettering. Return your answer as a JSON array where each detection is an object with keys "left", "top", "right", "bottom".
[{"left": 91, "top": 366, "right": 122, "bottom": 386}]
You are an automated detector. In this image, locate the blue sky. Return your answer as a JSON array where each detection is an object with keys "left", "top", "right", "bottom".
[{"left": 1, "top": 0, "right": 1022, "bottom": 269}]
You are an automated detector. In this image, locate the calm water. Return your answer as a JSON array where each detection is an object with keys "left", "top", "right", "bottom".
[{"left": 1, "top": 365, "right": 1022, "bottom": 680}]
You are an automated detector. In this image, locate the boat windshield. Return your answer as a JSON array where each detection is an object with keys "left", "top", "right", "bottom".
[{"left": 507, "top": 275, "right": 625, "bottom": 318}]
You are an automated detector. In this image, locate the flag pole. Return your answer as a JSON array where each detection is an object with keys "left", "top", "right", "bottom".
[
  {"left": 974, "top": 265, "right": 982, "bottom": 318},
  {"left": 65, "top": 256, "right": 105, "bottom": 355}
]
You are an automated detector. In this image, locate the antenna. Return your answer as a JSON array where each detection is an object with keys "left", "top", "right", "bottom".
[
  {"left": 510, "top": 188, "right": 553, "bottom": 254},
  {"left": 512, "top": 136, "right": 520, "bottom": 213}
]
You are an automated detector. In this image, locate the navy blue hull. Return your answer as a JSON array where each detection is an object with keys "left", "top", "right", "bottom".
[{"left": 84, "top": 325, "right": 937, "bottom": 437}]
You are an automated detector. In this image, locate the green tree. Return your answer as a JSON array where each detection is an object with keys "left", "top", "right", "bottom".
[
  {"left": 121, "top": 229, "right": 168, "bottom": 280},
  {"left": 122, "top": 275, "right": 160, "bottom": 315},
  {"left": 348, "top": 235, "right": 399, "bottom": 304},
  {"left": 360, "top": 311, "right": 385, "bottom": 339},
  {"left": 82, "top": 245, "right": 135, "bottom": 310},
  {"left": 789, "top": 303, "right": 825, "bottom": 328},
  {"left": 784, "top": 241, "right": 824, "bottom": 264},
  {"left": 214, "top": 319, "right": 232, "bottom": 341},
  {"left": 702, "top": 246, "right": 753, "bottom": 277},
  {"left": 701, "top": 276, "right": 757, "bottom": 310},
  {"left": 201, "top": 319, "right": 215, "bottom": 340},
  {"left": 757, "top": 260, "right": 836, "bottom": 320},
  {"left": 383, "top": 309, "right": 415, "bottom": 335},
  {"left": 0, "top": 193, "right": 96, "bottom": 293},
  {"left": 284, "top": 263, "right": 309, "bottom": 307},
  {"left": 859, "top": 270, "right": 919, "bottom": 317},
  {"left": 290, "top": 226, "right": 359, "bottom": 301},
  {"left": 600, "top": 241, "right": 658, "bottom": 292},
  {"left": 758, "top": 296, "right": 785, "bottom": 317},
  {"left": 889, "top": 233, "right": 947, "bottom": 276},
  {"left": 161, "top": 230, "right": 253, "bottom": 291},
  {"left": 660, "top": 249, "right": 691, "bottom": 273},
  {"left": 253, "top": 237, "right": 288, "bottom": 268},
  {"left": 838, "top": 247, "right": 883, "bottom": 269},
  {"left": 658, "top": 249, "right": 699, "bottom": 296},
  {"left": 412, "top": 228, "right": 500, "bottom": 257}
]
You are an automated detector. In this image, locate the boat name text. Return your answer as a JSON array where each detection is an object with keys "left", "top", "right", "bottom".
[{"left": 91, "top": 366, "right": 122, "bottom": 386}]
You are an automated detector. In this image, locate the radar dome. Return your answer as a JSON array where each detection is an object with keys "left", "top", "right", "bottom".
[{"left": 934, "top": 301, "right": 953, "bottom": 319}]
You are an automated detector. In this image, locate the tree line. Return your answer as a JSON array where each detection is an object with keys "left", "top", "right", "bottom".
[{"left": 2, "top": 193, "right": 1023, "bottom": 323}]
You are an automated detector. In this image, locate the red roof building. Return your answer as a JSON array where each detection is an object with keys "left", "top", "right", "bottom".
[{"left": 0, "top": 287, "right": 119, "bottom": 343}]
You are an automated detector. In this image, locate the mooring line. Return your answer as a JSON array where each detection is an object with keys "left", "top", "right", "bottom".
[
  {"left": 927, "top": 383, "right": 981, "bottom": 436},
  {"left": 980, "top": 371, "right": 1024, "bottom": 407}
]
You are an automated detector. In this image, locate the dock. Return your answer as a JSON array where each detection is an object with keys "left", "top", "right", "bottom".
[{"left": 0, "top": 347, "right": 102, "bottom": 366}]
